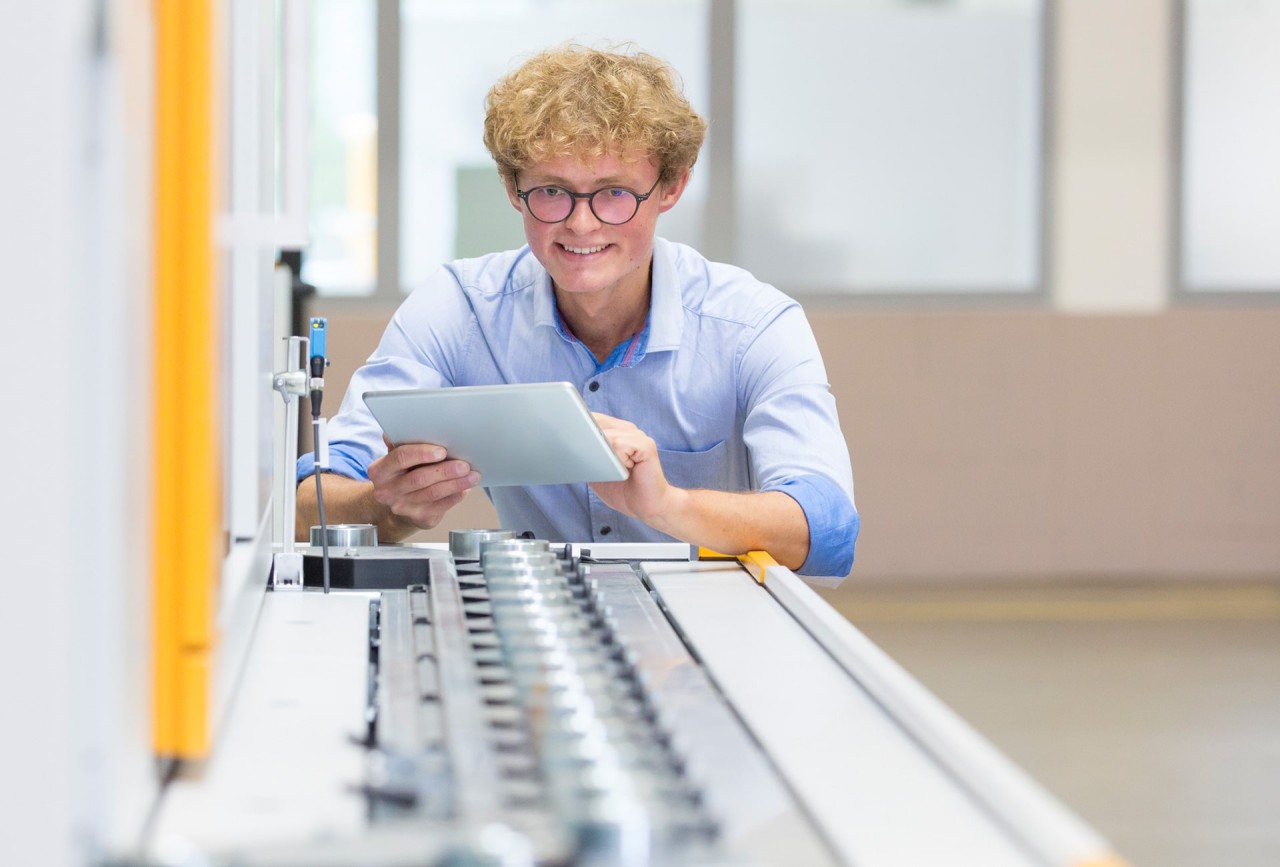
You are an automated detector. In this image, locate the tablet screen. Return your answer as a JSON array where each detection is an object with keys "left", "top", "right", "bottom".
[{"left": 363, "top": 382, "right": 628, "bottom": 487}]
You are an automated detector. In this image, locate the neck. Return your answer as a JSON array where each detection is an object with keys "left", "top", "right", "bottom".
[{"left": 555, "top": 266, "right": 652, "bottom": 363}]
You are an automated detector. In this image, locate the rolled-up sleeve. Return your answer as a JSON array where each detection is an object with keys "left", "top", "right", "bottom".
[
  {"left": 773, "top": 475, "right": 859, "bottom": 577},
  {"left": 296, "top": 443, "right": 374, "bottom": 483},
  {"left": 738, "top": 302, "right": 858, "bottom": 579},
  {"left": 295, "top": 268, "right": 467, "bottom": 483}
]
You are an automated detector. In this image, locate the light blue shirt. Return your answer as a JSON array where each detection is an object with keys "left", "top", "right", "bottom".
[{"left": 300, "top": 237, "right": 859, "bottom": 576}]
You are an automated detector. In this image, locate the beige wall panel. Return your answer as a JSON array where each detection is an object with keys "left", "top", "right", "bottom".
[
  {"left": 313, "top": 303, "right": 1280, "bottom": 580},
  {"left": 811, "top": 309, "right": 1280, "bottom": 580}
]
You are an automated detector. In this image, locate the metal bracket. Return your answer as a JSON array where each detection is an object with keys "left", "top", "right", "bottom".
[{"left": 272, "top": 335, "right": 309, "bottom": 588}]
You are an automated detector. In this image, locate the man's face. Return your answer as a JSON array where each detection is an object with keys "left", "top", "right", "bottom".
[{"left": 508, "top": 150, "right": 687, "bottom": 305}]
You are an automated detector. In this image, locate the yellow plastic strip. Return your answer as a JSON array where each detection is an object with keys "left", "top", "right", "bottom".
[
  {"left": 153, "top": 0, "right": 218, "bottom": 759},
  {"left": 737, "top": 550, "right": 779, "bottom": 585},
  {"left": 1073, "top": 855, "right": 1132, "bottom": 867},
  {"left": 696, "top": 547, "right": 735, "bottom": 560}
]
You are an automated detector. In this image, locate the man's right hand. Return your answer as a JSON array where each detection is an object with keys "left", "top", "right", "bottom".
[{"left": 367, "top": 437, "right": 482, "bottom": 532}]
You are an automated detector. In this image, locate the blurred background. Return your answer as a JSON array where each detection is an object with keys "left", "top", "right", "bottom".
[
  {"left": 305, "top": 0, "right": 1280, "bottom": 582},
  {"left": 3, "top": 1, "right": 1278, "bottom": 865},
  {"left": 301, "top": 3, "right": 1280, "bottom": 864}
]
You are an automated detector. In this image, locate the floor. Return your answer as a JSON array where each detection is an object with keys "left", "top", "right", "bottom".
[{"left": 816, "top": 579, "right": 1280, "bottom": 867}]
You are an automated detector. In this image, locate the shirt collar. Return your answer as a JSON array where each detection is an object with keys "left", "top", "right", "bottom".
[
  {"left": 533, "top": 261, "right": 558, "bottom": 331},
  {"left": 646, "top": 237, "right": 684, "bottom": 353}
]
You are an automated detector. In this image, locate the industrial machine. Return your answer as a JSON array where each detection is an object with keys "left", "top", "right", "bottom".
[{"left": 145, "top": 533, "right": 1124, "bottom": 867}]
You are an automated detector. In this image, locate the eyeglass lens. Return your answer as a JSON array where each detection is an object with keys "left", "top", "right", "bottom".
[{"left": 526, "top": 187, "right": 639, "bottom": 224}]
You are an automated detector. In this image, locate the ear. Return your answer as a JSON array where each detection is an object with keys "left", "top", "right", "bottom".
[{"left": 656, "top": 169, "right": 691, "bottom": 214}]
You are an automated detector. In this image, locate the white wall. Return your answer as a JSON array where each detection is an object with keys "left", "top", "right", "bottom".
[
  {"left": 0, "top": 2, "right": 156, "bottom": 863},
  {"left": 0, "top": 5, "right": 88, "bottom": 864}
]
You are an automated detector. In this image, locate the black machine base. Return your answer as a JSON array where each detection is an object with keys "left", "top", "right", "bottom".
[{"left": 298, "top": 545, "right": 442, "bottom": 590}]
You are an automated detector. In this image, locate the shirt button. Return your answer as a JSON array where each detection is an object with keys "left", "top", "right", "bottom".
[
  {"left": 588, "top": 381, "right": 600, "bottom": 392},
  {"left": 600, "top": 525, "right": 612, "bottom": 536}
]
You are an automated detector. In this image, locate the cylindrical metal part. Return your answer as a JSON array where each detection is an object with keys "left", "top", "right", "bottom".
[
  {"left": 449, "top": 528, "right": 517, "bottom": 560},
  {"left": 481, "top": 538, "right": 552, "bottom": 556},
  {"left": 310, "top": 522, "right": 378, "bottom": 548}
]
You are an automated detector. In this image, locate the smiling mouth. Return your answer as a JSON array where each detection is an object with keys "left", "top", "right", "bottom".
[{"left": 560, "top": 243, "right": 608, "bottom": 255}]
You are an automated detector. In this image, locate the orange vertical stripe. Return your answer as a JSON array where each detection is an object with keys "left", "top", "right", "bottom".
[{"left": 153, "top": 0, "right": 218, "bottom": 759}]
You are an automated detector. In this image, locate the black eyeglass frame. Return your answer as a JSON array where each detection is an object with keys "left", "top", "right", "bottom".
[{"left": 514, "top": 177, "right": 662, "bottom": 225}]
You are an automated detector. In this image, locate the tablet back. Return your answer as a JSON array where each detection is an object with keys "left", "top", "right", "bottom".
[{"left": 363, "top": 382, "right": 628, "bottom": 487}]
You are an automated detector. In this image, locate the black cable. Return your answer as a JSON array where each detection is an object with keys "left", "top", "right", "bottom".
[
  {"left": 135, "top": 757, "right": 181, "bottom": 859},
  {"left": 313, "top": 418, "right": 331, "bottom": 594}
]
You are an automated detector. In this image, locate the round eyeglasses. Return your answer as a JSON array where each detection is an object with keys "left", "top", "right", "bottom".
[{"left": 515, "top": 178, "right": 662, "bottom": 225}]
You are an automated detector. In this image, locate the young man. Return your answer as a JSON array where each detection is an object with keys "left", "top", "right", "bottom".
[{"left": 297, "top": 44, "right": 858, "bottom": 577}]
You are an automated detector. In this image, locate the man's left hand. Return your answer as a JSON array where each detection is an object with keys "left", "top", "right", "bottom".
[
  {"left": 589, "top": 413, "right": 683, "bottom": 524},
  {"left": 587, "top": 413, "right": 811, "bottom": 569}
]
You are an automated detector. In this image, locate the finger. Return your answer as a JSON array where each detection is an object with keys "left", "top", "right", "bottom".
[
  {"left": 392, "top": 441, "right": 448, "bottom": 470},
  {"left": 370, "top": 441, "right": 447, "bottom": 482},
  {"left": 405, "top": 459, "right": 475, "bottom": 493},
  {"left": 392, "top": 489, "right": 469, "bottom": 528},
  {"left": 378, "top": 458, "right": 473, "bottom": 502},
  {"left": 592, "top": 412, "right": 638, "bottom": 434},
  {"left": 384, "top": 470, "right": 479, "bottom": 522},
  {"left": 604, "top": 429, "right": 655, "bottom": 465},
  {"left": 402, "top": 467, "right": 479, "bottom": 505}
]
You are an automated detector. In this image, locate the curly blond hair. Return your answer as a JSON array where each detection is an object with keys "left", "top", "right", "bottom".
[{"left": 483, "top": 43, "right": 707, "bottom": 188}]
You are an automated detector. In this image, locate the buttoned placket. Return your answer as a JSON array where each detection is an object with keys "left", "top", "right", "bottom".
[
  {"left": 553, "top": 302, "right": 650, "bottom": 543},
  {"left": 582, "top": 371, "right": 620, "bottom": 540}
]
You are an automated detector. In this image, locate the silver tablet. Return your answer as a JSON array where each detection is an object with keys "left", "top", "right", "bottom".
[{"left": 363, "top": 382, "right": 628, "bottom": 487}]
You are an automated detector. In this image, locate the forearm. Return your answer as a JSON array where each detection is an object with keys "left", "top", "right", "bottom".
[
  {"left": 294, "top": 472, "right": 418, "bottom": 542},
  {"left": 647, "top": 488, "right": 810, "bottom": 570}
]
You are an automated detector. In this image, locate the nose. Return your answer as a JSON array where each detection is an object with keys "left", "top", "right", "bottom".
[{"left": 564, "top": 195, "right": 601, "bottom": 232}]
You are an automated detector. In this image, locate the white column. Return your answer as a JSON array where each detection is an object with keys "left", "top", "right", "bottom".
[
  {"left": 0, "top": 2, "right": 157, "bottom": 863},
  {"left": 0, "top": 5, "right": 88, "bottom": 866},
  {"left": 1051, "top": 0, "right": 1173, "bottom": 312}
]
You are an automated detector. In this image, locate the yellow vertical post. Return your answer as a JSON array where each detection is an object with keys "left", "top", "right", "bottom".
[{"left": 152, "top": 0, "right": 219, "bottom": 759}]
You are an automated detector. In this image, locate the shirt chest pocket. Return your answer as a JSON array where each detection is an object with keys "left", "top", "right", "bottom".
[{"left": 656, "top": 440, "right": 739, "bottom": 492}]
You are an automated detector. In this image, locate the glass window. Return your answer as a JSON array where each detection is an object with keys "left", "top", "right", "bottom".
[
  {"left": 304, "top": 0, "right": 378, "bottom": 296},
  {"left": 310, "top": 0, "right": 1044, "bottom": 298},
  {"left": 737, "top": 0, "right": 1044, "bottom": 294},
  {"left": 1181, "top": 0, "right": 1280, "bottom": 292}
]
